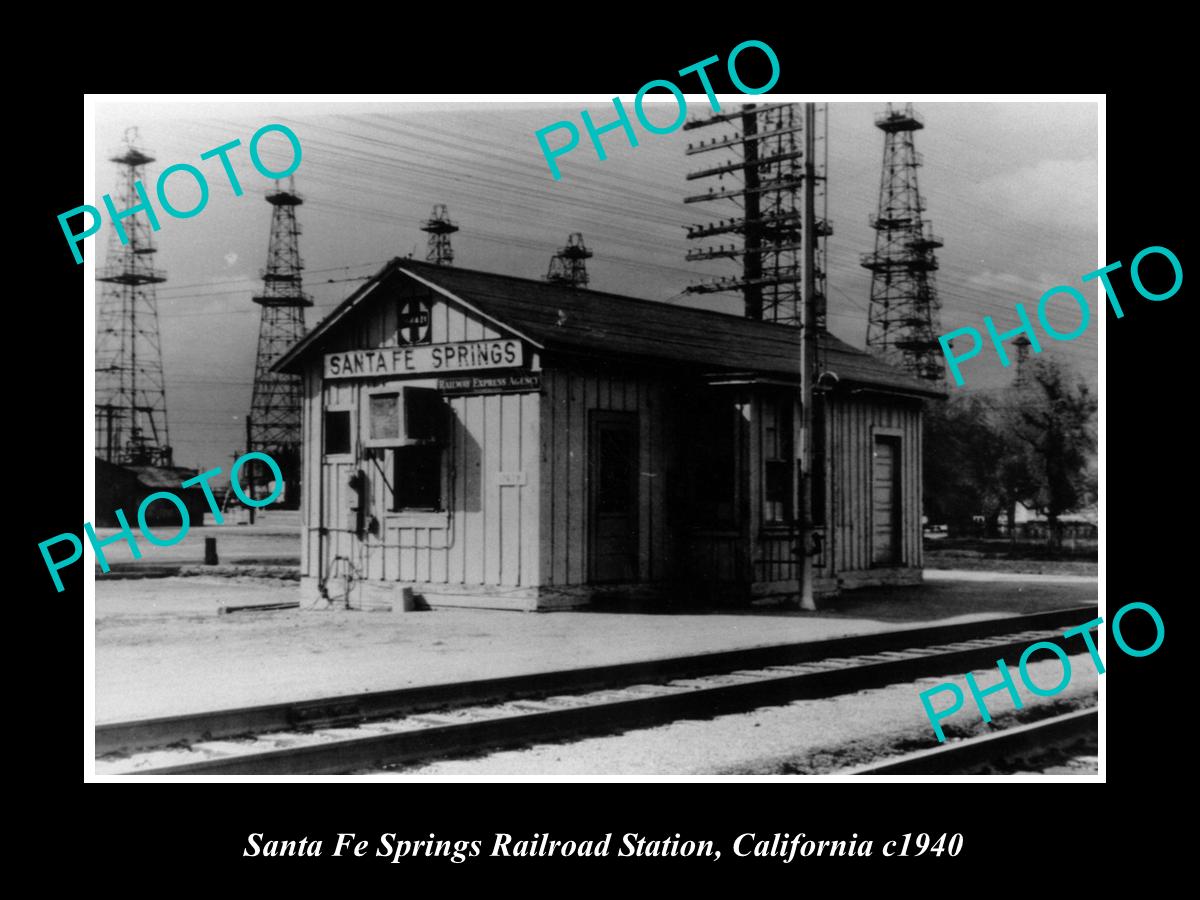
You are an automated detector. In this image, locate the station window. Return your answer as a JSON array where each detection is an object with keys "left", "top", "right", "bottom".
[
  {"left": 391, "top": 388, "right": 445, "bottom": 511},
  {"left": 324, "top": 409, "right": 351, "bottom": 456},
  {"left": 367, "top": 387, "right": 442, "bottom": 448},
  {"left": 762, "top": 397, "right": 793, "bottom": 524},
  {"left": 393, "top": 445, "right": 442, "bottom": 511},
  {"left": 369, "top": 393, "right": 401, "bottom": 442},
  {"left": 403, "top": 388, "right": 442, "bottom": 442}
]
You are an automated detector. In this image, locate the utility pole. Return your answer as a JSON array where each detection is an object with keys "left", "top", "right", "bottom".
[
  {"left": 683, "top": 103, "right": 830, "bottom": 326},
  {"left": 244, "top": 415, "right": 256, "bottom": 525},
  {"left": 799, "top": 102, "right": 818, "bottom": 611},
  {"left": 222, "top": 446, "right": 243, "bottom": 519},
  {"left": 683, "top": 101, "right": 829, "bottom": 608},
  {"left": 741, "top": 107, "right": 763, "bottom": 320},
  {"left": 102, "top": 404, "right": 115, "bottom": 462}
]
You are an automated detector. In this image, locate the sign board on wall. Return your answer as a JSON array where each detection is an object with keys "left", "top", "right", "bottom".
[
  {"left": 324, "top": 339, "right": 523, "bottom": 380},
  {"left": 397, "top": 298, "right": 431, "bottom": 345},
  {"left": 437, "top": 373, "right": 542, "bottom": 395}
]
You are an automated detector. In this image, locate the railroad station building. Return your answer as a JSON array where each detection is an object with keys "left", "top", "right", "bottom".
[{"left": 276, "top": 259, "right": 942, "bottom": 611}]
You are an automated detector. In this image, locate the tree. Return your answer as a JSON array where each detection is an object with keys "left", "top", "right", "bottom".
[
  {"left": 1004, "top": 358, "right": 1098, "bottom": 549},
  {"left": 924, "top": 358, "right": 1095, "bottom": 547},
  {"left": 924, "top": 394, "right": 1021, "bottom": 536}
]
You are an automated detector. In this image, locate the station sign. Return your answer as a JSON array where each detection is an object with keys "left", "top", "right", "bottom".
[{"left": 324, "top": 339, "right": 523, "bottom": 380}]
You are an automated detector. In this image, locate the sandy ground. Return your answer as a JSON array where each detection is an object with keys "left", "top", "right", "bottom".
[
  {"left": 91, "top": 512, "right": 301, "bottom": 567},
  {"left": 381, "top": 655, "right": 1099, "bottom": 776},
  {"left": 95, "top": 574, "right": 1097, "bottom": 723},
  {"left": 924, "top": 570, "right": 1097, "bottom": 585},
  {"left": 924, "top": 553, "right": 1098, "bottom": 578},
  {"left": 90, "top": 517, "right": 1100, "bottom": 580}
]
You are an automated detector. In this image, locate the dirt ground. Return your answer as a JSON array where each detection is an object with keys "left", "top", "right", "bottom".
[
  {"left": 924, "top": 553, "right": 1099, "bottom": 577},
  {"left": 94, "top": 574, "right": 1098, "bottom": 723}
]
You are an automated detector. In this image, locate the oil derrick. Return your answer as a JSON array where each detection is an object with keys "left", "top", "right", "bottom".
[
  {"left": 546, "top": 232, "right": 593, "bottom": 287},
  {"left": 1012, "top": 334, "right": 1033, "bottom": 387},
  {"left": 96, "top": 128, "right": 173, "bottom": 467},
  {"left": 862, "top": 103, "right": 945, "bottom": 381},
  {"left": 421, "top": 204, "right": 458, "bottom": 265},
  {"left": 247, "top": 176, "right": 311, "bottom": 509},
  {"left": 682, "top": 103, "right": 832, "bottom": 328}
]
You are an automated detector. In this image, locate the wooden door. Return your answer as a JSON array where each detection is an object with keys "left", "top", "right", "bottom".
[
  {"left": 872, "top": 436, "right": 901, "bottom": 565},
  {"left": 589, "top": 411, "right": 639, "bottom": 583}
]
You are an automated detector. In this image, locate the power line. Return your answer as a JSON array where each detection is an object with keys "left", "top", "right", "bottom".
[
  {"left": 96, "top": 108, "right": 1099, "bottom": 386},
  {"left": 104, "top": 112, "right": 1099, "bottom": 337}
]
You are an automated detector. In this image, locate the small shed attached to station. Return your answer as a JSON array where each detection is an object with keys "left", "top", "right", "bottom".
[{"left": 275, "top": 259, "right": 943, "bottom": 611}]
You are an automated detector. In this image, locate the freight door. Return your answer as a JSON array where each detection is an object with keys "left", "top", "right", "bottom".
[
  {"left": 872, "top": 435, "right": 901, "bottom": 565},
  {"left": 589, "top": 411, "right": 639, "bottom": 583}
]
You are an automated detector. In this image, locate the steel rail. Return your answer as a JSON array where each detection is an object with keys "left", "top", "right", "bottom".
[
  {"left": 846, "top": 708, "right": 1098, "bottom": 775},
  {"left": 98, "top": 605, "right": 1096, "bottom": 757},
  {"left": 98, "top": 607, "right": 1099, "bottom": 776}
]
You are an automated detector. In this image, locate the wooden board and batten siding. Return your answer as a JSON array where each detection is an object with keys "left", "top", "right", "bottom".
[
  {"left": 822, "top": 393, "right": 924, "bottom": 589},
  {"left": 299, "top": 279, "right": 543, "bottom": 611},
  {"left": 285, "top": 258, "right": 940, "bottom": 611},
  {"left": 539, "top": 367, "right": 675, "bottom": 595}
]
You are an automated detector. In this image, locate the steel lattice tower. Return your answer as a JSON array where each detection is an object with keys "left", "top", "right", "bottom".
[
  {"left": 96, "top": 128, "right": 173, "bottom": 467},
  {"left": 247, "top": 176, "right": 311, "bottom": 508},
  {"left": 1011, "top": 334, "right": 1033, "bottom": 387},
  {"left": 861, "top": 103, "right": 945, "bottom": 381},
  {"left": 546, "top": 232, "right": 593, "bottom": 287},
  {"left": 682, "top": 103, "right": 831, "bottom": 328},
  {"left": 421, "top": 204, "right": 458, "bottom": 265}
]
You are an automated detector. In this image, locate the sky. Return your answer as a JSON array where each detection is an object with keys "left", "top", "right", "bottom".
[{"left": 93, "top": 99, "right": 1099, "bottom": 474}]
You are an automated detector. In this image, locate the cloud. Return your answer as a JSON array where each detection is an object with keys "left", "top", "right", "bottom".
[
  {"left": 224, "top": 252, "right": 239, "bottom": 267},
  {"left": 971, "top": 159, "right": 1097, "bottom": 232},
  {"left": 965, "top": 270, "right": 1047, "bottom": 296},
  {"left": 964, "top": 269, "right": 1082, "bottom": 296}
]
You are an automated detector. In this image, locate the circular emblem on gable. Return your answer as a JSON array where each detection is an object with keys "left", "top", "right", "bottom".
[{"left": 397, "top": 299, "right": 431, "bottom": 344}]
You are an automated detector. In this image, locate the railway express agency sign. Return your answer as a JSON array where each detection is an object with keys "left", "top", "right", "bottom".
[{"left": 324, "top": 339, "right": 523, "bottom": 380}]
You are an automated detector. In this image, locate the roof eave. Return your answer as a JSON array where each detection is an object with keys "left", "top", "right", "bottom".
[
  {"left": 271, "top": 259, "right": 403, "bottom": 375},
  {"left": 836, "top": 380, "right": 946, "bottom": 400}
]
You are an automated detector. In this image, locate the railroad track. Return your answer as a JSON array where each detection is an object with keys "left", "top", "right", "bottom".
[
  {"left": 846, "top": 707, "right": 1098, "bottom": 775},
  {"left": 96, "top": 605, "right": 1097, "bottom": 776}
]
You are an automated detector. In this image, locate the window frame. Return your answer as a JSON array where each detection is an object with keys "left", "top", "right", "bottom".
[
  {"left": 384, "top": 383, "right": 447, "bottom": 513},
  {"left": 321, "top": 405, "right": 355, "bottom": 462},
  {"left": 364, "top": 384, "right": 444, "bottom": 449},
  {"left": 363, "top": 386, "right": 405, "bottom": 449},
  {"left": 391, "top": 442, "right": 445, "bottom": 513}
]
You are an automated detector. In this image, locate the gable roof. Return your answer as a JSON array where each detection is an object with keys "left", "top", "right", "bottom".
[{"left": 275, "top": 258, "right": 944, "bottom": 398}]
